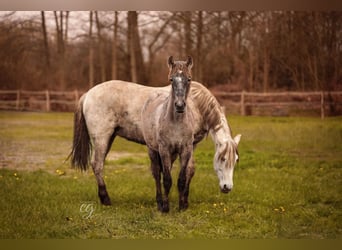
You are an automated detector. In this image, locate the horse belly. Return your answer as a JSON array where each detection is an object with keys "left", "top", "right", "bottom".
[{"left": 116, "top": 124, "right": 146, "bottom": 145}]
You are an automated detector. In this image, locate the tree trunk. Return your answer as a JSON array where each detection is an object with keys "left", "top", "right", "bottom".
[
  {"left": 216, "top": 12, "right": 222, "bottom": 46},
  {"left": 64, "top": 11, "right": 69, "bottom": 43},
  {"left": 263, "top": 47, "right": 269, "bottom": 93},
  {"left": 184, "top": 11, "right": 192, "bottom": 56},
  {"left": 40, "top": 11, "right": 50, "bottom": 68},
  {"left": 53, "top": 11, "right": 66, "bottom": 89},
  {"left": 89, "top": 11, "right": 94, "bottom": 88},
  {"left": 127, "top": 11, "right": 146, "bottom": 84},
  {"left": 95, "top": 11, "right": 106, "bottom": 83},
  {"left": 248, "top": 48, "right": 254, "bottom": 91},
  {"left": 128, "top": 12, "right": 137, "bottom": 83},
  {"left": 195, "top": 11, "right": 203, "bottom": 82},
  {"left": 111, "top": 11, "right": 118, "bottom": 80}
]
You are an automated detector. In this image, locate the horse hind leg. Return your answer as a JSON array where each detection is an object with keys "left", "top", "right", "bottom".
[{"left": 91, "top": 135, "right": 114, "bottom": 205}]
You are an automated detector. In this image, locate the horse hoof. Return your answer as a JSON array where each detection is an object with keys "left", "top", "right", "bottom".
[
  {"left": 161, "top": 207, "right": 169, "bottom": 213},
  {"left": 100, "top": 196, "right": 112, "bottom": 206},
  {"left": 179, "top": 203, "right": 189, "bottom": 211},
  {"left": 161, "top": 203, "right": 170, "bottom": 213}
]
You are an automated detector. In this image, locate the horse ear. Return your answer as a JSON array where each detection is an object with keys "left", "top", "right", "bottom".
[
  {"left": 167, "top": 56, "right": 174, "bottom": 69},
  {"left": 186, "top": 56, "right": 193, "bottom": 69},
  {"left": 234, "top": 134, "right": 241, "bottom": 145}
]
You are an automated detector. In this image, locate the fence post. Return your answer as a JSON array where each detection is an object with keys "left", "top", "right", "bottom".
[
  {"left": 45, "top": 90, "right": 50, "bottom": 111},
  {"left": 240, "top": 90, "right": 246, "bottom": 116},
  {"left": 320, "top": 91, "right": 324, "bottom": 119},
  {"left": 74, "top": 90, "right": 79, "bottom": 107},
  {"left": 16, "top": 90, "right": 20, "bottom": 110}
]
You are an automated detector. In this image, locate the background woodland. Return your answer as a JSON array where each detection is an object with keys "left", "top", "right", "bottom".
[{"left": 0, "top": 11, "right": 341, "bottom": 92}]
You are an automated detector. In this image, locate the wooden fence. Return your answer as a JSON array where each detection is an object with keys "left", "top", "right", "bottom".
[
  {"left": 212, "top": 90, "right": 342, "bottom": 118},
  {"left": 0, "top": 89, "right": 342, "bottom": 118},
  {"left": 0, "top": 90, "right": 85, "bottom": 112}
]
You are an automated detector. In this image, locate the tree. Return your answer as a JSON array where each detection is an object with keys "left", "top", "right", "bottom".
[
  {"left": 184, "top": 11, "right": 192, "bottom": 57},
  {"left": 145, "top": 12, "right": 174, "bottom": 83},
  {"left": 127, "top": 11, "right": 146, "bottom": 84},
  {"left": 40, "top": 11, "right": 50, "bottom": 68},
  {"left": 0, "top": 11, "right": 341, "bottom": 92},
  {"left": 194, "top": 11, "right": 203, "bottom": 82},
  {"left": 88, "top": 11, "right": 95, "bottom": 88},
  {"left": 95, "top": 11, "right": 106, "bottom": 83},
  {"left": 53, "top": 11, "right": 69, "bottom": 89},
  {"left": 111, "top": 11, "right": 118, "bottom": 80}
]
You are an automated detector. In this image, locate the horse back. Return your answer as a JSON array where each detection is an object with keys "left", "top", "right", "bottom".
[{"left": 82, "top": 80, "right": 168, "bottom": 144}]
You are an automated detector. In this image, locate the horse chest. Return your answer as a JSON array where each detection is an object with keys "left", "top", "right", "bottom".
[{"left": 158, "top": 122, "right": 193, "bottom": 148}]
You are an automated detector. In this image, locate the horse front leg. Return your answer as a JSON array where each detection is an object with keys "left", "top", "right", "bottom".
[
  {"left": 148, "top": 149, "right": 163, "bottom": 212},
  {"left": 178, "top": 146, "right": 194, "bottom": 211},
  {"left": 159, "top": 148, "right": 173, "bottom": 213}
]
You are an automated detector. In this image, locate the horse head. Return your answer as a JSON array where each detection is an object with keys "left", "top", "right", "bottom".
[
  {"left": 214, "top": 134, "right": 241, "bottom": 193},
  {"left": 167, "top": 56, "right": 193, "bottom": 113}
]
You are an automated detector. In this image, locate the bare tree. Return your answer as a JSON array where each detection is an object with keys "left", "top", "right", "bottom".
[
  {"left": 1, "top": 11, "right": 341, "bottom": 92},
  {"left": 184, "top": 11, "right": 192, "bottom": 56},
  {"left": 53, "top": 11, "right": 69, "bottom": 89},
  {"left": 127, "top": 11, "right": 146, "bottom": 84},
  {"left": 145, "top": 12, "right": 174, "bottom": 82},
  {"left": 89, "top": 11, "right": 94, "bottom": 88},
  {"left": 95, "top": 11, "right": 106, "bottom": 83},
  {"left": 40, "top": 11, "right": 50, "bottom": 68},
  {"left": 195, "top": 11, "right": 203, "bottom": 82},
  {"left": 111, "top": 11, "right": 118, "bottom": 80}
]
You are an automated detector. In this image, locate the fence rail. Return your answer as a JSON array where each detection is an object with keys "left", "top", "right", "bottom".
[
  {"left": 0, "top": 89, "right": 342, "bottom": 118},
  {"left": 0, "top": 90, "right": 85, "bottom": 112},
  {"left": 211, "top": 90, "right": 342, "bottom": 118}
]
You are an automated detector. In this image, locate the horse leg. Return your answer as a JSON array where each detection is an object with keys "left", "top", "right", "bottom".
[
  {"left": 159, "top": 148, "right": 172, "bottom": 213},
  {"left": 91, "top": 136, "right": 113, "bottom": 205},
  {"left": 148, "top": 149, "right": 163, "bottom": 211},
  {"left": 178, "top": 147, "right": 194, "bottom": 211}
]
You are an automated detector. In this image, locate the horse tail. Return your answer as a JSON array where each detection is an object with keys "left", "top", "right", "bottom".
[{"left": 70, "top": 94, "right": 92, "bottom": 171}]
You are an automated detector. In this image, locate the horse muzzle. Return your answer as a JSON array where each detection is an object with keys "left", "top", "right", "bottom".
[
  {"left": 175, "top": 101, "right": 186, "bottom": 113},
  {"left": 220, "top": 184, "right": 232, "bottom": 194}
]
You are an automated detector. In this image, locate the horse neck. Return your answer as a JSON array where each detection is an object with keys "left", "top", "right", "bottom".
[
  {"left": 209, "top": 115, "right": 232, "bottom": 147},
  {"left": 165, "top": 90, "right": 187, "bottom": 122}
]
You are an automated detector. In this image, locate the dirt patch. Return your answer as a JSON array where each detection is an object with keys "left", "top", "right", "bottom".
[
  {"left": 106, "top": 151, "right": 146, "bottom": 161},
  {"left": 0, "top": 142, "right": 147, "bottom": 172}
]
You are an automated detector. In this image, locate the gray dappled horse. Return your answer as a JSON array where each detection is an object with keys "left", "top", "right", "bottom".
[
  {"left": 70, "top": 56, "right": 241, "bottom": 212},
  {"left": 141, "top": 56, "right": 194, "bottom": 212}
]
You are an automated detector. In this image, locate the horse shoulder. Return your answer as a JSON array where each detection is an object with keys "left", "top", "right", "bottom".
[{"left": 141, "top": 96, "right": 164, "bottom": 151}]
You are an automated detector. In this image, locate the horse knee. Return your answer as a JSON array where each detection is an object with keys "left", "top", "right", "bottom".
[
  {"left": 163, "top": 175, "right": 172, "bottom": 192},
  {"left": 151, "top": 164, "right": 161, "bottom": 179},
  {"left": 177, "top": 171, "right": 186, "bottom": 191},
  {"left": 188, "top": 166, "right": 195, "bottom": 178}
]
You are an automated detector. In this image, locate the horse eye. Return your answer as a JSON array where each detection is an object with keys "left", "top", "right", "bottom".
[
  {"left": 188, "top": 78, "right": 191, "bottom": 82},
  {"left": 170, "top": 78, "right": 173, "bottom": 82},
  {"left": 221, "top": 157, "right": 226, "bottom": 162}
]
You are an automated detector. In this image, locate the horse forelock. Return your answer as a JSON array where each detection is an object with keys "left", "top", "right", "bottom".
[
  {"left": 168, "top": 61, "right": 192, "bottom": 79},
  {"left": 218, "top": 139, "right": 238, "bottom": 168},
  {"left": 190, "top": 82, "right": 222, "bottom": 130}
]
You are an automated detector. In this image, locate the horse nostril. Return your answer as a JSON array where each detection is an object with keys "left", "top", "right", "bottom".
[
  {"left": 175, "top": 102, "right": 185, "bottom": 112},
  {"left": 222, "top": 184, "right": 231, "bottom": 193}
]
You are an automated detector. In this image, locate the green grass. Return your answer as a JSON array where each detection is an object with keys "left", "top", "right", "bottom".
[{"left": 0, "top": 111, "right": 341, "bottom": 239}]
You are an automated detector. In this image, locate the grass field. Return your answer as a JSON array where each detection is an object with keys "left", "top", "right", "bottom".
[{"left": 0, "top": 111, "right": 341, "bottom": 239}]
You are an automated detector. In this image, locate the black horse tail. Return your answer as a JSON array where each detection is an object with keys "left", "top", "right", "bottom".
[{"left": 70, "top": 94, "right": 92, "bottom": 171}]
